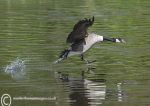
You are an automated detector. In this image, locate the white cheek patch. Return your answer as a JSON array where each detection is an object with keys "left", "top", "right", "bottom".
[{"left": 116, "top": 39, "right": 121, "bottom": 43}]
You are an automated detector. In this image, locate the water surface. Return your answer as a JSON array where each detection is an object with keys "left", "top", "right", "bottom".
[{"left": 0, "top": 0, "right": 150, "bottom": 106}]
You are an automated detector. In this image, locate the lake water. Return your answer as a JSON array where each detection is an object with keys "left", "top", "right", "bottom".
[{"left": 0, "top": 0, "right": 149, "bottom": 106}]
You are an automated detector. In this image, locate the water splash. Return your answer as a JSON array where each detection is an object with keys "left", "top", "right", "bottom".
[{"left": 4, "top": 58, "right": 26, "bottom": 80}]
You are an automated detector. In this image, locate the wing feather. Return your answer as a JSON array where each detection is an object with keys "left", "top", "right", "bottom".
[{"left": 66, "top": 16, "right": 94, "bottom": 44}]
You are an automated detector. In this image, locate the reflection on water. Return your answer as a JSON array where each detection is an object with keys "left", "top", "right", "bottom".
[
  {"left": 117, "top": 82, "right": 123, "bottom": 102},
  {"left": 56, "top": 71, "right": 126, "bottom": 106}
]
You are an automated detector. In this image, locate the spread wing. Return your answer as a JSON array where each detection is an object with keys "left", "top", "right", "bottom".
[{"left": 66, "top": 16, "right": 94, "bottom": 44}]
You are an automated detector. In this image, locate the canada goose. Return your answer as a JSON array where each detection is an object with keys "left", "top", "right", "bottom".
[{"left": 54, "top": 16, "right": 125, "bottom": 63}]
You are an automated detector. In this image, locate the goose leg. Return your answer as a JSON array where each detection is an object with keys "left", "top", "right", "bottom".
[{"left": 80, "top": 54, "right": 96, "bottom": 64}]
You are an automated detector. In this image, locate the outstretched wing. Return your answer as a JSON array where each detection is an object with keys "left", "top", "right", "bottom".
[{"left": 66, "top": 16, "right": 94, "bottom": 44}]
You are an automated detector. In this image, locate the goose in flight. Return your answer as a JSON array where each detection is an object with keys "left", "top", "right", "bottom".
[{"left": 54, "top": 16, "right": 125, "bottom": 64}]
